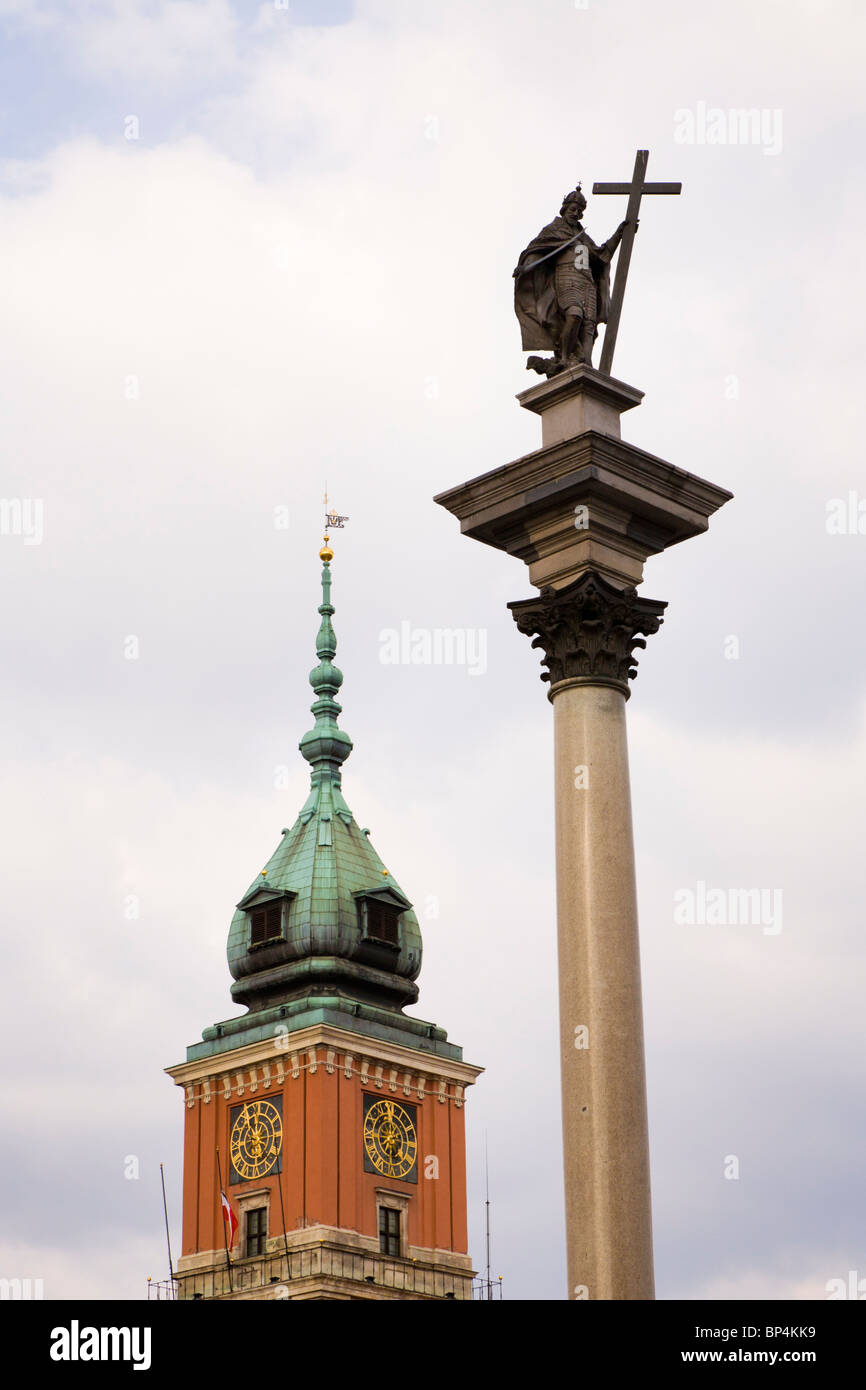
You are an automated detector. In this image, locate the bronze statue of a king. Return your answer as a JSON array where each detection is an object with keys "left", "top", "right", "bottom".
[{"left": 513, "top": 185, "right": 632, "bottom": 377}]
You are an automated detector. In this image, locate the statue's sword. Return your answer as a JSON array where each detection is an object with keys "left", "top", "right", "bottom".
[{"left": 513, "top": 231, "right": 584, "bottom": 279}]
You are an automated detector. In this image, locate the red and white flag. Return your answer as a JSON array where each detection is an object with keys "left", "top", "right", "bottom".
[{"left": 220, "top": 1190, "right": 238, "bottom": 1250}]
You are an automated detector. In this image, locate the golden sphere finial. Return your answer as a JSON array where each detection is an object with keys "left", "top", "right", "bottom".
[{"left": 319, "top": 534, "right": 334, "bottom": 562}]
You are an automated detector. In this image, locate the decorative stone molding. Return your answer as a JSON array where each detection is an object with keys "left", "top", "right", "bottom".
[
  {"left": 167, "top": 1023, "right": 484, "bottom": 1108},
  {"left": 509, "top": 569, "right": 666, "bottom": 697},
  {"left": 176, "top": 1222, "right": 475, "bottom": 1285},
  {"left": 174, "top": 1058, "right": 478, "bottom": 1108}
]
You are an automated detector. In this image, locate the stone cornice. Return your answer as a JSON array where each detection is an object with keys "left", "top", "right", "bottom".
[
  {"left": 166, "top": 1021, "right": 483, "bottom": 1109},
  {"left": 509, "top": 569, "right": 666, "bottom": 698},
  {"left": 434, "top": 429, "right": 732, "bottom": 590},
  {"left": 435, "top": 430, "right": 730, "bottom": 534}
]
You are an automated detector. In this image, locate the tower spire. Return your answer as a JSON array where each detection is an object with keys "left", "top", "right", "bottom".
[
  {"left": 298, "top": 529, "right": 353, "bottom": 784},
  {"left": 216, "top": 506, "right": 444, "bottom": 1031}
]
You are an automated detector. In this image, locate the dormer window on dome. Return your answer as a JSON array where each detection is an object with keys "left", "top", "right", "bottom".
[
  {"left": 236, "top": 885, "right": 297, "bottom": 952},
  {"left": 250, "top": 903, "right": 281, "bottom": 947},
  {"left": 355, "top": 886, "right": 410, "bottom": 950}
]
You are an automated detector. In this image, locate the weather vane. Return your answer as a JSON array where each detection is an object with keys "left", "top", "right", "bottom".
[{"left": 323, "top": 487, "right": 349, "bottom": 531}]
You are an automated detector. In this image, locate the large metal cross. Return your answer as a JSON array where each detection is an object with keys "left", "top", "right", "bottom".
[{"left": 592, "top": 149, "right": 681, "bottom": 376}]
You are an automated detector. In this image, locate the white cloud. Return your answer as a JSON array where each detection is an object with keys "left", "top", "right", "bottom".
[{"left": 2, "top": 0, "right": 865, "bottom": 1302}]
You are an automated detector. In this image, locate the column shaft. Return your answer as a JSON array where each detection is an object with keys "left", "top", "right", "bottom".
[{"left": 553, "top": 681, "right": 654, "bottom": 1300}]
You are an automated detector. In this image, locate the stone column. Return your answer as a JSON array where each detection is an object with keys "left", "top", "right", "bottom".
[
  {"left": 510, "top": 571, "right": 665, "bottom": 1299},
  {"left": 434, "top": 364, "right": 732, "bottom": 1300}
]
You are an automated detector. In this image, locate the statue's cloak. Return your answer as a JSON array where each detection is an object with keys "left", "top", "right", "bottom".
[{"left": 513, "top": 216, "right": 614, "bottom": 352}]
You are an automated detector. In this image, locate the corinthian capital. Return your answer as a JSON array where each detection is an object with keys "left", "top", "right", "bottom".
[{"left": 508, "top": 569, "right": 666, "bottom": 697}]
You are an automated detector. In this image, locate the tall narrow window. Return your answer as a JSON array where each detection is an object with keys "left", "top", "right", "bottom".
[
  {"left": 246, "top": 1207, "right": 268, "bottom": 1258},
  {"left": 378, "top": 1205, "right": 401, "bottom": 1257}
]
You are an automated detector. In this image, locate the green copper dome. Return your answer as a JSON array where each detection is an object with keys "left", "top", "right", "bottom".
[
  {"left": 228, "top": 551, "right": 422, "bottom": 1011},
  {"left": 187, "top": 542, "right": 463, "bottom": 1066}
]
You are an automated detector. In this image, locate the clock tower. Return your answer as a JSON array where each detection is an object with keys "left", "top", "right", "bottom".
[{"left": 166, "top": 535, "right": 482, "bottom": 1300}]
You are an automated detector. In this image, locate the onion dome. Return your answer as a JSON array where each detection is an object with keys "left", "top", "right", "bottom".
[{"left": 193, "top": 536, "right": 457, "bottom": 1062}]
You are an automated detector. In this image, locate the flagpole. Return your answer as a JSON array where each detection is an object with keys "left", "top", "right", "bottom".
[
  {"left": 159, "top": 1162, "right": 175, "bottom": 1294},
  {"left": 216, "top": 1148, "right": 234, "bottom": 1295},
  {"left": 276, "top": 1158, "right": 291, "bottom": 1284}
]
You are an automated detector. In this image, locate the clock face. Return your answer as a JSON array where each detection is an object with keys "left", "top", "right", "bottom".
[
  {"left": 363, "top": 1096, "right": 418, "bottom": 1182},
  {"left": 229, "top": 1099, "right": 283, "bottom": 1183}
]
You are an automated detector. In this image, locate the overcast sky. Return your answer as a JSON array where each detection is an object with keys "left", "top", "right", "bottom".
[{"left": 1, "top": 0, "right": 864, "bottom": 1302}]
